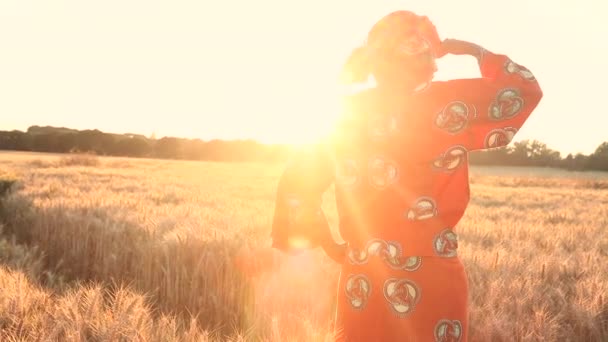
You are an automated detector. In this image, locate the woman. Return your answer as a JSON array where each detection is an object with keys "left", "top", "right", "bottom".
[{"left": 271, "top": 10, "right": 542, "bottom": 342}]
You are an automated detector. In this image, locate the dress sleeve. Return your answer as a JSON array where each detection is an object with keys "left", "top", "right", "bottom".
[
  {"left": 434, "top": 48, "right": 543, "bottom": 151},
  {"left": 271, "top": 143, "right": 336, "bottom": 253}
]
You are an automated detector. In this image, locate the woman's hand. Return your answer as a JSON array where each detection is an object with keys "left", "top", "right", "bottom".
[{"left": 438, "top": 39, "right": 484, "bottom": 60}]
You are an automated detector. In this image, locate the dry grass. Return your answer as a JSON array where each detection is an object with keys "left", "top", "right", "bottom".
[
  {"left": 0, "top": 226, "right": 223, "bottom": 341},
  {"left": 0, "top": 252, "right": 217, "bottom": 341},
  {"left": 0, "top": 151, "right": 607, "bottom": 341},
  {"left": 26, "top": 154, "right": 101, "bottom": 169},
  {"left": 0, "top": 170, "right": 17, "bottom": 198}
]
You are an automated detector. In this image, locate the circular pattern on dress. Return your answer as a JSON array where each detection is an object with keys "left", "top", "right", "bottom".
[
  {"left": 489, "top": 88, "right": 524, "bottom": 120},
  {"left": 432, "top": 146, "right": 467, "bottom": 172},
  {"left": 386, "top": 255, "right": 423, "bottom": 272},
  {"left": 433, "top": 229, "right": 459, "bottom": 258},
  {"left": 434, "top": 319, "right": 463, "bottom": 342},
  {"left": 484, "top": 127, "right": 518, "bottom": 148},
  {"left": 345, "top": 274, "right": 372, "bottom": 310},
  {"left": 406, "top": 197, "right": 438, "bottom": 220},
  {"left": 435, "top": 101, "right": 474, "bottom": 134},
  {"left": 347, "top": 239, "right": 422, "bottom": 271},
  {"left": 504, "top": 60, "right": 536, "bottom": 81},
  {"left": 369, "top": 157, "right": 399, "bottom": 189},
  {"left": 384, "top": 278, "right": 421, "bottom": 317},
  {"left": 369, "top": 115, "right": 399, "bottom": 141}
]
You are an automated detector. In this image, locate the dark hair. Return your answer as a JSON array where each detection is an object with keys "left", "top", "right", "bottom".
[{"left": 340, "top": 11, "right": 441, "bottom": 85}]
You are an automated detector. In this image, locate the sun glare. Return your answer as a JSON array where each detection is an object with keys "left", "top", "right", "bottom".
[
  {"left": 279, "top": 84, "right": 347, "bottom": 148},
  {"left": 274, "top": 77, "right": 379, "bottom": 148}
]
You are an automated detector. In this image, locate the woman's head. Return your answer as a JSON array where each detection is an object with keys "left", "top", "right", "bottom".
[{"left": 342, "top": 11, "right": 441, "bottom": 90}]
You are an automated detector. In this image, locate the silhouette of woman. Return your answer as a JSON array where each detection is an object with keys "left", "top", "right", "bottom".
[{"left": 271, "top": 10, "right": 543, "bottom": 342}]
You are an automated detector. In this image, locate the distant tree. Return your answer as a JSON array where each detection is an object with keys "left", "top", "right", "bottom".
[
  {"left": 155, "top": 137, "right": 183, "bottom": 159},
  {"left": 113, "top": 137, "right": 151, "bottom": 157},
  {"left": 574, "top": 153, "right": 590, "bottom": 170},
  {"left": 588, "top": 142, "right": 608, "bottom": 171},
  {"left": 97, "top": 134, "right": 118, "bottom": 155},
  {"left": 32, "top": 133, "right": 59, "bottom": 152},
  {"left": 182, "top": 139, "right": 207, "bottom": 160},
  {"left": 0, "top": 131, "right": 32, "bottom": 151},
  {"left": 74, "top": 130, "right": 105, "bottom": 153},
  {"left": 55, "top": 133, "right": 78, "bottom": 153},
  {"left": 562, "top": 154, "right": 575, "bottom": 170},
  {"left": 27, "top": 125, "right": 76, "bottom": 135},
  {"left": 470, "top": 147, "right": 512, "bottom": 166},
  {"left": 15, "top": 132, "right": 33, "bottom": 151},
  {"left": 510, "top": 140, "right": 530, "bottom": 166},
  {"left": 532, "top": 141, "right": 561, "bottom": 167}
]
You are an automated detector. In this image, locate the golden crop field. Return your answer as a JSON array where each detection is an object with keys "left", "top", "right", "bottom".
[{"left": 0, "top": 151, "right": 607, "bottom": 341}]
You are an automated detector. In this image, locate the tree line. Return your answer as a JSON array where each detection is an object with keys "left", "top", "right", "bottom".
[
  {"left": 0, "top": 126, "right": 290, "bottom": 162},
  {"left": 1, "top": 126, "right": 607, "bottom": 171},
  {"left": 469, "top": 140, "right": 608, "bottom": 172}
]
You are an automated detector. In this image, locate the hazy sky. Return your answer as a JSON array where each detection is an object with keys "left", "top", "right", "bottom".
[{"left": 1, "top": 1, "right": 606, "bottom": 155}]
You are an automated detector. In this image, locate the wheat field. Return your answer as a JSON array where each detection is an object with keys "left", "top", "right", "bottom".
[{"left": 0, "top": 151, "right": 607, "bottom": 342}]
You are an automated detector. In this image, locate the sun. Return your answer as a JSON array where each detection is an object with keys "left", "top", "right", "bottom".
[
  {"left": 268, "top": 82, "right": 347, "bottom": 148},
  {"left": 287, "top": 81, "right": 379, "bottom": 148},
  {"left": 286, "top": 114, "right": 339, "bottom": 147}
]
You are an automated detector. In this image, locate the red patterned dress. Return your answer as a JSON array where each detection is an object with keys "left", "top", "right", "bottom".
[{"left": 271, "top": 48, "right": 543, "bottom": 341}]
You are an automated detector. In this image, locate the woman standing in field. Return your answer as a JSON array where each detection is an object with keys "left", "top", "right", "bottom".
[{"left": 271, "top": 10, "right": 543, "bottom": 341}]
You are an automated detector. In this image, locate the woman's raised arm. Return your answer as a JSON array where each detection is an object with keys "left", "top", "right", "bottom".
[{"left": 433, "top": 40, "right": 543, "bottom": 151}]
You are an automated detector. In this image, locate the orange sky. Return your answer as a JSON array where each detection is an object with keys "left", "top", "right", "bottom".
[{"left": 1, "top": 1, "right": 606, "bottom": 155}]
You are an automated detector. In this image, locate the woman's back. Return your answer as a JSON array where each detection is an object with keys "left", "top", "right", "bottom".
[
  {"left": 270, "top": 11, "right": 543, "bottom": 341},
  {"left": 333, "top": 49, "right": 542, "bottom": 257},
  {"left": 333, "top": 86, "right": 462, "bottom": 256}
]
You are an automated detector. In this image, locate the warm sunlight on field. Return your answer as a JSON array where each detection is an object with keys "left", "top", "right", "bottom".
[{"left": 0, "top": 151, "right": 607, "bottom": 341}]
